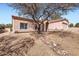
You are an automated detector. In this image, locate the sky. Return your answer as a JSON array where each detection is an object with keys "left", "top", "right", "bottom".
[
  {"left": 0, "top": 3, "right": 79, "bottom": 25},
  {"left": 0, "top": 3, "right": 18, "bottom": 24}
]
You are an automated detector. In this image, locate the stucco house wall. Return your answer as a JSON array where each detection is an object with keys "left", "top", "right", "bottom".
[
  {"left": 48, "top": 20, "right": 69, "bottom": 31},
  {"left": 12, "top": 16, "right": 69, "bottom": 32},
  {"left": 12, "top": 16, "right": 35, "bottom": 32}
]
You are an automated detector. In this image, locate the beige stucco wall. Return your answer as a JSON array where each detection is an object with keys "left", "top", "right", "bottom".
[
  {"left": 12, "top": 19, "right": 35, "bottom": 32},
  {"left": 12, "top": 17, "right": 69, "bottom": 32},
  {"left": 48, "top": 21, "right": 69, "bottom": 31}
]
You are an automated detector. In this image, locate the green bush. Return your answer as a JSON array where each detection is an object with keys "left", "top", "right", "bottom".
[
  {"left": 0, "top": 24, "right": 5, "bottom": 33},
  {"left": 5, "top": 24, "right": 12, "bottom": 31},
  {"left": 69, "top": 23, "right": 74, "bottom": 27},
  {"left": 0, "top": 24, "right": 12, "bottom": 33},
  {"left": 0, "top": 24, "right": 5, "bottom": 29},
  {"left": 75, "top": 23, "right": 79, "bottom": 27}
]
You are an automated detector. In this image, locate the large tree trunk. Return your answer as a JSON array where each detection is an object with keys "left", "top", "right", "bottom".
[
  {"left": 35, "top": 21, "right": 49, "bottom": 34},
  {"left": 41, "top": 23, "right": 44, "bottom": 32},
  {"left": 46, "top": 21, "right": 49, "bottom": 32},
  {"left": 37, "top": 24, "right": 41, "bottom": 34}
]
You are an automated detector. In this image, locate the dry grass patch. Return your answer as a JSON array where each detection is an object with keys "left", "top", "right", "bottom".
[
  {"left": 0, "top": 31, "right": 79, "bottom": 56},
  {"left": 0, "top": 33, "right": 35, "bottom": 56}
]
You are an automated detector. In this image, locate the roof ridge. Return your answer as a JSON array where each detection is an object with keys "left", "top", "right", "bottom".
[
  {"left": 12, "top": 15, "right": 69, "bottom": 23},
  {"left": 12, "top": 15, "right": 34, "bottom": 22}
]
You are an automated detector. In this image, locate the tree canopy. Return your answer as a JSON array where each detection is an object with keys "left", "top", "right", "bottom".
[
  {"left": 8, "top": 3, "right": 79, "bottom": 33},
  {"left": 0, "top": 24, "right": 12, "bottom": 29},
  {"left": 69, "top": 23, "right": 74, "bottom": 27},
  {"left": 9, "top": 3, "right": 79, "bottom": 24}
]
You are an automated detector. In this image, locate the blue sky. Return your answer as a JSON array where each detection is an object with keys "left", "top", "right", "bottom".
[
  {"left": 0, "top": 3, "right": 18, "bottom": 24},
  {"left": 0, "top": 3, "right": 79, "bottom": 25},
  {"left": 62, "top": 10, "right": 79, "bottom": 24}
]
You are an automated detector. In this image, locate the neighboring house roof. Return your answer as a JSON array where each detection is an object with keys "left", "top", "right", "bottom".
[{"left": 12, "top": 15, "right": 69, "bottom": 24}]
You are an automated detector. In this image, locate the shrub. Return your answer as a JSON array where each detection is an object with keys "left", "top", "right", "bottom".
[
  {"left": 0, "top": 24, "right": 5, "bottom": 33},
  {"left": 75, "top": 23, "right": 79, "bottom": 27},
  {"left": 69, "top": 23, "right": 74, "bottom": 27},
  {"left": 0, "top": 24, "right": 5, "bottom": 29}
]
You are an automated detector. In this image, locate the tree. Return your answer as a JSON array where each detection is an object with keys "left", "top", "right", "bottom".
[
  {"left": 8, "top": 3, "right": 79, "bottom": 33},
  {"left": 0, "top": 24, "right": 5, "bottom": 33},
  {"left": 5, "top": 24, "right": 12, "bottom": 31},
  {"left": 0, "top": 24, "right": 5, "bottom": 29},
  {"left": 69, "top": 23, "right": 74, "bottom": 27},
  {"left": 75, "top": 23, "right": 79, "bottom": 27},
  {"left": 5, "top": 24, "right": 12, "bottom": 28},
  {"left": 51, "top": 13, "right": 62, "bottom": 20}
]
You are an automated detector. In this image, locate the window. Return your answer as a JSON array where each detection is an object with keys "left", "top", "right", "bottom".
[{"left": 20, "top": 23, "right": 27, "bottom": 29}]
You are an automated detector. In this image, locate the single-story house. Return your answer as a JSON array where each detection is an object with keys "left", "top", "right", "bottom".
[{"left": 12, "top": 15, "right": 69, "bottom": 32}]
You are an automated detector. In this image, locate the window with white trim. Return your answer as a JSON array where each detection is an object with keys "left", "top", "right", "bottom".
[{"left": 20, "top": 23, "right": 27, "bottom": 29}]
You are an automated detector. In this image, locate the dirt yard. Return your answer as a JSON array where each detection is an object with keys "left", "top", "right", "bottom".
[{"left": 0, "top": 27, "right": 79, "bottom": 56}]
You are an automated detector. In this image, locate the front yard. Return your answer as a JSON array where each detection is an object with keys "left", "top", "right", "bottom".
[{"left": 0, "top": 28, "right": 79, "bottom": 56}]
